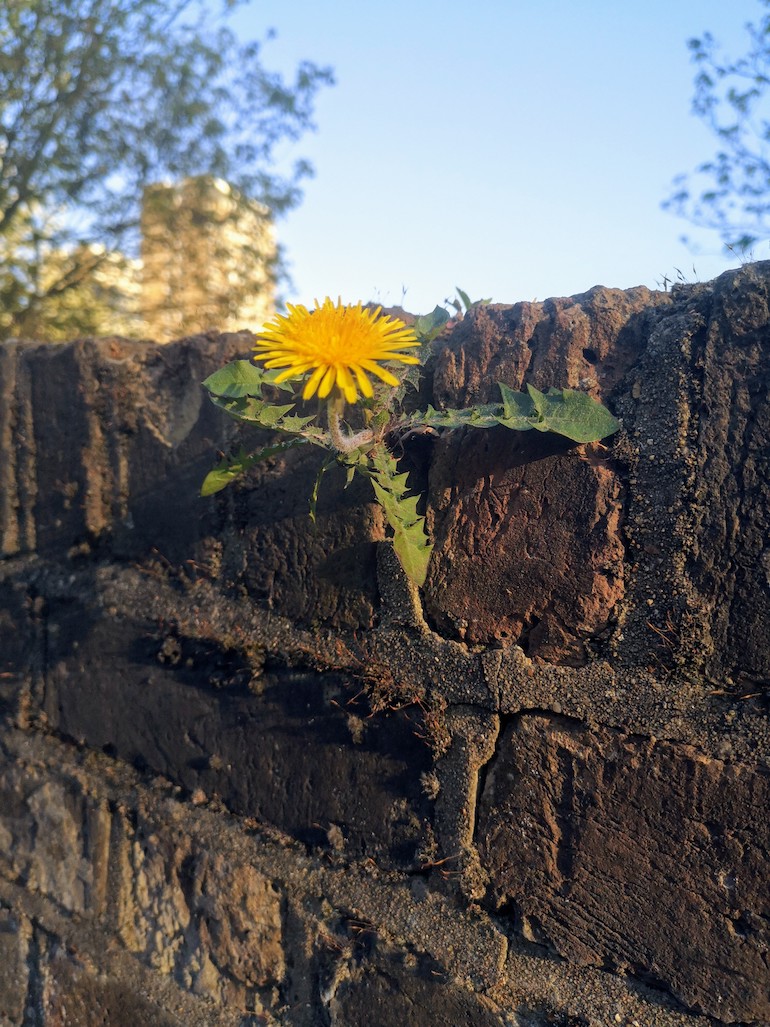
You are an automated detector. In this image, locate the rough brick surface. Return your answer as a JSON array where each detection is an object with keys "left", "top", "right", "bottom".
[
  {"left": 424, "top": 429, "right": 624, "bottom": 660},
  {"left": 1, "top": 266, "right": 770, "bottom": 1026},
  {"left": 0, "top": 910, "right": 29, "bottom": 1026},
  {"left": 0, "top": 334, "right": 247, "bottom": 562},
  {"left": 424, "top": 288, "right": 665, "bottom": 658},
  {"left": 41, "top": 597, "right": 434, "bottom": 867},
  {"left": 478, "top": 714, "right": 770, "bottom": 1022},
  {"left": 329, "top": 955, "right": 504, "bottom": 1026}
]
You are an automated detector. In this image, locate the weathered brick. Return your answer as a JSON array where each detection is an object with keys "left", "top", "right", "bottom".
[
  {"left": 422, "top": 288, "right": 665, "bottom": 662},
  {"left": 424, "top": 430, "right": 623, "bottom": 662},
  {"left": 0, "top": 760, "right": 110, "bottom": 917},
  {"left": 0, "top": 745, "right": 286, "bottom": 1012},
  {"left": 231, "top": 447, "right": 384, "bottom": 631},
  {"left": 112, "top": 809, "right": 285, "bottom": 1004},
  {"left": 42, "top": 598, "right": 434, "bottom": 867},
  {"left": 329, "top": 953, "right": 504, "bottom": 1027},
  {"left": 41, "top": 949, "right": 184, "bottom": 1027},
  {"left": 0, "top": 577, "right": 37, "bottom": 716},
  {"left": 477, "top": 714, "right": 770, "bottom": 1022},
  {"left": 0, "top": 910, "right": 29, "bottom": 1026},
  {"left": 0, "top": 335, "right": 243, "bottom": 562},
  {"left": 2, "top": 266, "right": 770, "bottom": 1027}
]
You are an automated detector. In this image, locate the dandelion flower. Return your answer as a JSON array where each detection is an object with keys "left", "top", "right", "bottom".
[{"left": 253, "top": 297, "right": 420, "bottom": 405}]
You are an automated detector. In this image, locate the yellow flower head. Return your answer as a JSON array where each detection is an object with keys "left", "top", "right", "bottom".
[{"left": 253, "top": 297, "right": 420, "bottom": 405}]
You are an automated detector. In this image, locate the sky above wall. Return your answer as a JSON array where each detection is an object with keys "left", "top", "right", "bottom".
[{"left": 232, "top": 0, "right": 764, "bottom": 314}]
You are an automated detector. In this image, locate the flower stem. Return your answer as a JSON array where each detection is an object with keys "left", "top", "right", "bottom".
[{"left": 327, "top": 397, "right": 374, "bottom": 454}]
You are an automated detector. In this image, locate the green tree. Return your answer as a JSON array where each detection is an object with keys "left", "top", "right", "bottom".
[
  {"left": 665, "top": 1, "right": 770, "bottom": 252},
  {"left": 0, "top": 0, "right": 333, "bottom": 339}
]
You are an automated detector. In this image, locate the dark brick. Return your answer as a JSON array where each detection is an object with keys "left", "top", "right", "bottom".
[
  {"left": 41, "top": 949, "right": 184, "bottom": 1027},
  {"left": 423, "top": 429, "right": 623, "bottom": 662},
  {"left": 330, "top": 955, "right": 503, "bottom": 1027},
  {"left": 477, "top": 714, "right": 770, "bottom": 1022},
  {"left": 0, "top": 911, "right": 28, "bottom": 1026},
  {"left": 0, "top": 577, "right": 38, "bottom": 716},
  {"left": 0, "top": 335, "right": 244, "bottom": 563},
  {"left": 42, "top": 598, "right": 434, "bottom": 867},
  {"left": 233, "top": 450, "right": 383, "bottom": 631}
]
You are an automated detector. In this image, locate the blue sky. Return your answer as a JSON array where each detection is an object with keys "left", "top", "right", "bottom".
[{"left": 232, "top": 0, "right": 763, "bottom": 314}]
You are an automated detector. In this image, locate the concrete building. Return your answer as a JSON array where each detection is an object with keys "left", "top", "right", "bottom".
[{"left": 140, "top": 175, "right": 276, "bottom": 341}]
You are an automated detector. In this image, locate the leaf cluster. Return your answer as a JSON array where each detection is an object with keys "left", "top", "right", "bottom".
[
  {"left": 200, "top": 360, "right": 327, "bottom": 495},
  {"left": 664, "top": 2, "right": 770, "bottom": 251},
  {"left": 201, "top": 355, "right": 620, "bottom": 587}
]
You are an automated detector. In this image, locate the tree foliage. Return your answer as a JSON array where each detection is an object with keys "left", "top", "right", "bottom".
[
  {"left": 0, "top": 0, "right": 333, "bottom": 338},
  {"left": 665, "top": 2, "right": 770, "bottom": 251}
]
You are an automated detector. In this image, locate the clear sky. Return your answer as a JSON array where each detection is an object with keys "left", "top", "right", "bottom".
[{"left": 231, "top": 0, "right": 763, "bottom": 314}]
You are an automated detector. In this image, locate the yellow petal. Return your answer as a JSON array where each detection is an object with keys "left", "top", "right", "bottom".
[
  {"left": 302, "top": 364, "right": 327, "bottom": 400},
  {"left": 359, "top": 360, "right": 400, "bottom": 387},
  {"left": 317, "top": 365, "right": 337, "bottom": 399},
  {"left": 350, "top": 364, "right": 374, "bottom": 398},
  {"left": 336, "top": 364, "right": 359, "bottom": 404}
]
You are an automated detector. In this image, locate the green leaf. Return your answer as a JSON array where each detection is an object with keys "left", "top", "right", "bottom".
[
  {"left": 263, "top": 369, "right": 298, "bottom": 394},
  {"left": 202, "top": 360, "right": 269, "bottom": 398},
  {"left": 496, "top": 382, "right": 539, "bottom": 430},
  {"left": 278, "top": 413, "right": 317, "bottom": 433},
  {"left": 522, "top": 384, "right": 620, "bottom": 442},
  {"left": 455, "top": 286, "right": 472, "bottom": 311},
  {"left": 368, "top": 443, "right": 433, "bottom": 588},
  {"left": 404, "top": 404, "right": 502, "bottom": 429},
  {"left": 256, "top": 402, "right": 296, "bottom": 426},
  {"left": 204, "top": 394, "right": 331, "bottom": 442},
  {"left": 412, "top": 305, "right": 450, "bottom": 343},
  {"left": 309, "top": 454, "right": 337, "bottom": 524},
  {"left": 392, "top": 519, "right": 434, "bottom": 589},
  {"left": 404, "top": 384, "right": 619, "bottom": 444},
  {"left": 200, "top": 438, "right": 306, "bottom": 496},
  {"left": 206, "top": 393, "right": 293, "bottom": 427}
]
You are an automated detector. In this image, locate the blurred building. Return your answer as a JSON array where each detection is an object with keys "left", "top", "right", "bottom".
[
  {"left": 140, "top": 176, "right": 276, "bottom": 342},
  {"left": 54, "top": 245, "right": 143, "bottom": 339}
]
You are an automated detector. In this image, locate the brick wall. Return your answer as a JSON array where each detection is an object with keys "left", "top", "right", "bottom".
[{"left": 1, "top": 265, "right": 768, "bottom": 1025}]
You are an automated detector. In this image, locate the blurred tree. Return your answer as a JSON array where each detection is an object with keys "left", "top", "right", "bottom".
[
  {"left": 665, "top": 1, "right": 770, "bottom": 253},
  {"left": 0, "top": 0, "right": 333, "bottom": 339}
]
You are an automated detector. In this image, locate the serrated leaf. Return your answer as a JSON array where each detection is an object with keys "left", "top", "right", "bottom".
[
  {"left": 498, "top": 382, "right": 538, "bottom": 425},
  {"left": 200, "top": 438, "right": 306, "bottom": 496},
  {"left": 369, "top": 443, "right": 396, "bottom": 477},
  {"left": 368, "top": 442, "right": 433, "bottom": 587},
  {"left": 405, "top": 384, "right": 618, "bottom": 444},
  {"left": 263, "top": 369, "right": 298, "bottom": 393},
  {"left": 392, "top": 522, "right": 433, "bottom": 589},
  {"left": 395, "top": 493, "right": 421, "bottom": 523},
  {"left": 406, "top": 404, "right": 502, "bottom": 429},
  {"left": 370, "top": 476, "right": 404, "bottom": 526},
  {"left": 278, "top": 414, "right": 317, "bottom": 433},
  {"left": 207, "top": 393, "right": 306, "bottom": 432},
  {"left": 524, "top": 384, "right": 620, "bottom": 442},
  {"left": 203, "top": 360, "right": 269, "bottom": 398},
  {"left": 494, "top": 383, "right": 620, "bottom": 441},
  {"left": 257, "top": 402, "right": 296, "bottom": 427}
]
